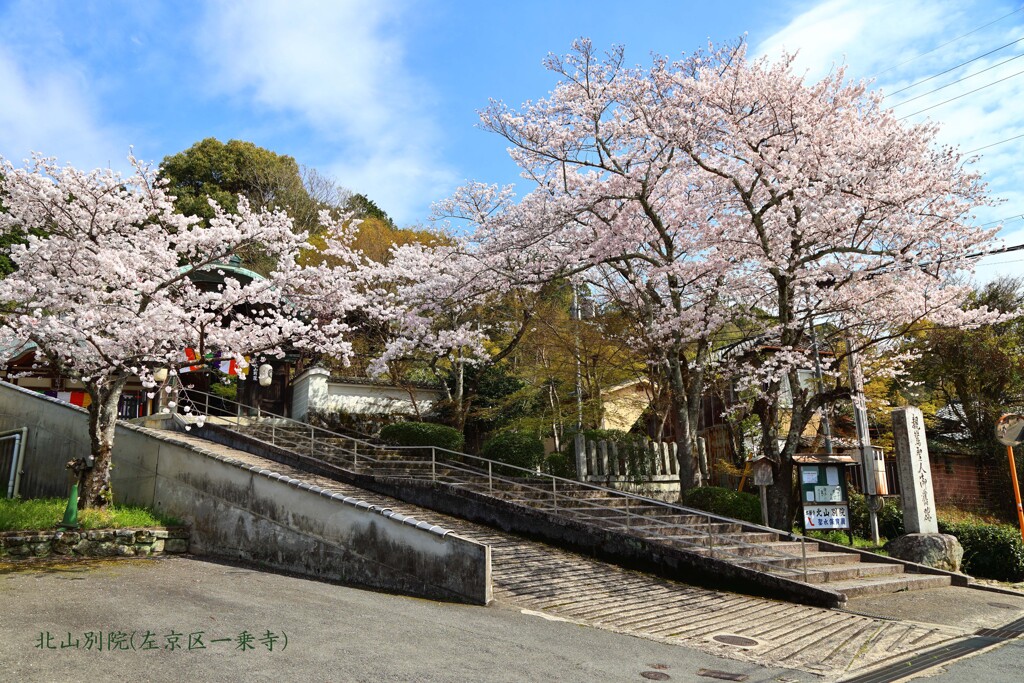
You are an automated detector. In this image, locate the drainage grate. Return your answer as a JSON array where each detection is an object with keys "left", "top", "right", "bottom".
[
  {"left": 838, "top": 636, "right": 1000, "bottom": 683},
  {"left": 975, "top": 627, "right": 1022, "bottom": 639},
  {"left": 696, "top": 669, "right": 749, "bottom": 682},
  {"left": 998, "top": 614, "right": 1024, "bottom": 634}
]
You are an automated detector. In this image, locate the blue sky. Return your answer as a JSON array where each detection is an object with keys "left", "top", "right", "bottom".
[{"left": 2, "top": 0, "right": 1023, "bottom": 279}]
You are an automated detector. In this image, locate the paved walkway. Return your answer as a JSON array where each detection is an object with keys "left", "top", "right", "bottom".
[
  {"left": 0, "top": 556, "right": 818, "bottom": 683},
  {"left": 156, "top": 433, "right": 1024, "bottom": 680}
]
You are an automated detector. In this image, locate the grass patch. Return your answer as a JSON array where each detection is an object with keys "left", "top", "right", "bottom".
[
  {"left": 935, "top": 505, "right": 1005, "bottom": 526},
  {"left": 0, "top": 498, "right": 181, "bottom": 531}
]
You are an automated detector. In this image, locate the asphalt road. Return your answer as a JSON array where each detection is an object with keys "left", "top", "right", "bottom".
[{"left": 0, "top": 556, "right": 817, "bottom": 683}]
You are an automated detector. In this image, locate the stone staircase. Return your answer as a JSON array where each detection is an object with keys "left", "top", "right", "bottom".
[{"left": 203, "top": 419, "right": 955, "bottom": 601}]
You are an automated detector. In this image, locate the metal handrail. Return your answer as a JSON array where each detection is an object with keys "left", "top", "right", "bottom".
[{"left": 173, "top": 387, "right": 816, "bottom": 580}]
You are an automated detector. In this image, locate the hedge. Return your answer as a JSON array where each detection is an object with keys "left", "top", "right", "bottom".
[
  {"left": 850, "top": 493, "right": 1024, "bottom": 582},
  {"left": 681, "top": 486, "right": 762, "bottom": 525},
  {"left": 379, "top": 421, "right": 465, "bottom": 452},
  {"left": 482, "top": 431, "right": 545, "bottom": 475},
  {"left": 939, "top": 520, "right": 1024, "bottom": 582}
]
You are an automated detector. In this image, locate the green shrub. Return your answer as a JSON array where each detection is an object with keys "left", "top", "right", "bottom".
[
  {"left": 938, "top": 520, "right": 1024, "bottom": 582},
  {"left": 681, "top": 486, "right": 762, "bottom": 525},
  {"left": 379, "top": 421, "right": 465, "bottom": 452},
  {"left": 848, "top": 493, "right": 904, "bottom": 540},
  {"left": 807, "top": 530, "right": 852, "bottom": 546},
  {"left": 544, "top": 451, "right": 576, "bottom": 479},
  {"left": 877, "top": 500, "right": 906, "bottom": 539},
  {"left": 482, "top": 431, "right": 545, "bottom": 475},
  {"left": 856, "top": 494, "right": 1023, "bottom": 581}
]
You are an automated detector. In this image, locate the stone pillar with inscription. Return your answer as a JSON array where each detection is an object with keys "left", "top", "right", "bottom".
[{"left": 891, "top": 406, "right": 939, "bottom": 534}]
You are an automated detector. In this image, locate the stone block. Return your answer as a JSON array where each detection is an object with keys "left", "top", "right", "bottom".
[
  {"left": 885, "top": 533, "right": 963, "bottom": 572},
  {"left": 94, "top": 542, "right": 119, "bottom": 557},
  {"left": 52, "top": 537, "right": 76, "bottom": 555}
]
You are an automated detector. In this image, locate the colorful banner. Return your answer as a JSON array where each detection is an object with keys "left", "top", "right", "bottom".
[{"left": 42, "top": 390, "right": 91, "bottom": 407}]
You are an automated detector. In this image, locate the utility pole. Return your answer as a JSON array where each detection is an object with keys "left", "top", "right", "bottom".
[
  {"left": 572, "top": 285, "right": 584, "bottom": 431},
  {"left": 846, "top": 334, "right": 882, "bottom": 544},
  {"left": 810, "top": 322, "right": 833, "bottom": 456}
]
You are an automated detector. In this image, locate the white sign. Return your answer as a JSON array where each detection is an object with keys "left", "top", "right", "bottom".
[
  {"left": 802, "top": 469, "right": 818, "bottom": 484},
  {"left": 825, "top": 466, "right": 840, "bottom": 486},
  {"left": 814, "top": 485, "right": 843, "bottom": 503},
  {"left": 803, "top": 504, "right": 850, "bottom": 530}
]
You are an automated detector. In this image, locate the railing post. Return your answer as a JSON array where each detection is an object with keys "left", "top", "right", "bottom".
[
  {"left": 488, "top": 461, "right": 493, "bottom": 492},
  {"left": 552, "top": 477, "right": 557, "bottom": 509},
  {"left": 431, "top": 447, "right": 436, "bottom": 482},
  {"left": 310, "top": 426, "right": 315, "bottom": 454},
  {"left": 625, "top": 496, "right": 630, "bottom": 530},
  {"left": 271, "top": 422, "right": 276, "bottom": 445},
  {"left": 707, "top": 515, "right": 714, "bottom": 559},
  {"left": 236, "top": 400, "right": 241, "bottom": 425},
  {"left": 801, "top": 535, "right": 808, "bottom": 582},
  {"left": 204, "top": 393, "right": 209, "bottom": 416}
]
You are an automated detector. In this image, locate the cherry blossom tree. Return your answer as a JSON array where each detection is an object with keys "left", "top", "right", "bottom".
[
  {"left": 0, "top": 154, "right": 362, "bottom": 508},
  {"left": 463, "top": 39, "right": 998, "bottom": 525},
  {"left": 359, "top": 234, "right": 543, "bottom": 430},
  {"left": 467, "top": 41, "right": 741, "bottom": 490},
  {"left": 648, "top": 45, "right": 998, "bottom": 526}
]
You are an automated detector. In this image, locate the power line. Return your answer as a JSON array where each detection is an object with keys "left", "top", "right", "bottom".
[
  {"left": 963, "top": 132, "right": 1024, "bottom": 154},
  {"left": 974, "top": 256, "right": 1024, "bottom": 267},
  {"left": 897, "top": 65, "right": 1024, "bottom": 119},
  {"left": 979, "top": 213, "right": 1024, "bottom": 227},
  {"left": 874, "top": 5, "right": 1024, "bottom": 78},
  {"left": 885, "top": 35, "right": 1024, "bottom": 98},
  {"left": 888, "top": 51, "right": 1024, "bottom": 108}
]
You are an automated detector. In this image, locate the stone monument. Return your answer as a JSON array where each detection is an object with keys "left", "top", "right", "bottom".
[{"left": 891, "top": 406, "right": 939, "bottom": 534}]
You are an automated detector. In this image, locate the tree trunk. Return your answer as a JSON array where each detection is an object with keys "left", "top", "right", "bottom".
[
  {"left": 758, "top": 369, "right": 812, "bottom": 530},
  {"left": 79, "top": 377, "right": 128, "bottom": 509},
  {"left": 667, "top": 351, "right": 702, "bottom": 492}
]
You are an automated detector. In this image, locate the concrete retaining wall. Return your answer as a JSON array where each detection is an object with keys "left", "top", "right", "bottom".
[
  {"left": 194, "top": 423, "right": 854, "bottom": 608},
  {"left": 0, "top": 382, "right": 491, "bottom": 605}
]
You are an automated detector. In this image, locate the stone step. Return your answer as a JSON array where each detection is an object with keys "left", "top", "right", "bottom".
[
  {"left": 733, "top": 550, "right": 863, "bottom": 570},
  {"left": 635, "top": 530, "right": 776, "bottom": 546},
  {"left": 686, "top": 540, "right": 823, "bottom": 559},
  {"left": 796, "top": 561, "right": 906, "bottom": 584},
  {"left": 823, "top": 573, "right": 952, "bottom": 599},
  {"left": 628, "top": 520, "right": 745, "bottom": 534}
]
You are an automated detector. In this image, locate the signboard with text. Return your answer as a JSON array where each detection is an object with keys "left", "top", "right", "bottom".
[
  {"left": 798, "top": 460, "right": 852, "bottom": 530},
  {"left": 803, "top": 504, "right": 850, "bottom": 530}
]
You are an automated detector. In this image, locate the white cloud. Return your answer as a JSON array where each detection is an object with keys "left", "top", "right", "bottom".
[
  {"left": 197, "top": 0, "right": 455, "bottom": 224},
  {"left": 755, "top": 0, "right": 955, "bottom": 79},
  {"left": 756, "top": 0, "right": 1024, "bottom": 282},
  {"left": 0, "top": 45, "right": 125, "bottom": 170}
]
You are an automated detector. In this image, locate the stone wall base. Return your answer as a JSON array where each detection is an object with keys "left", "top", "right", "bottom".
[{"left": 0, "top": 527, "right": 189, "bottom": 561}]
